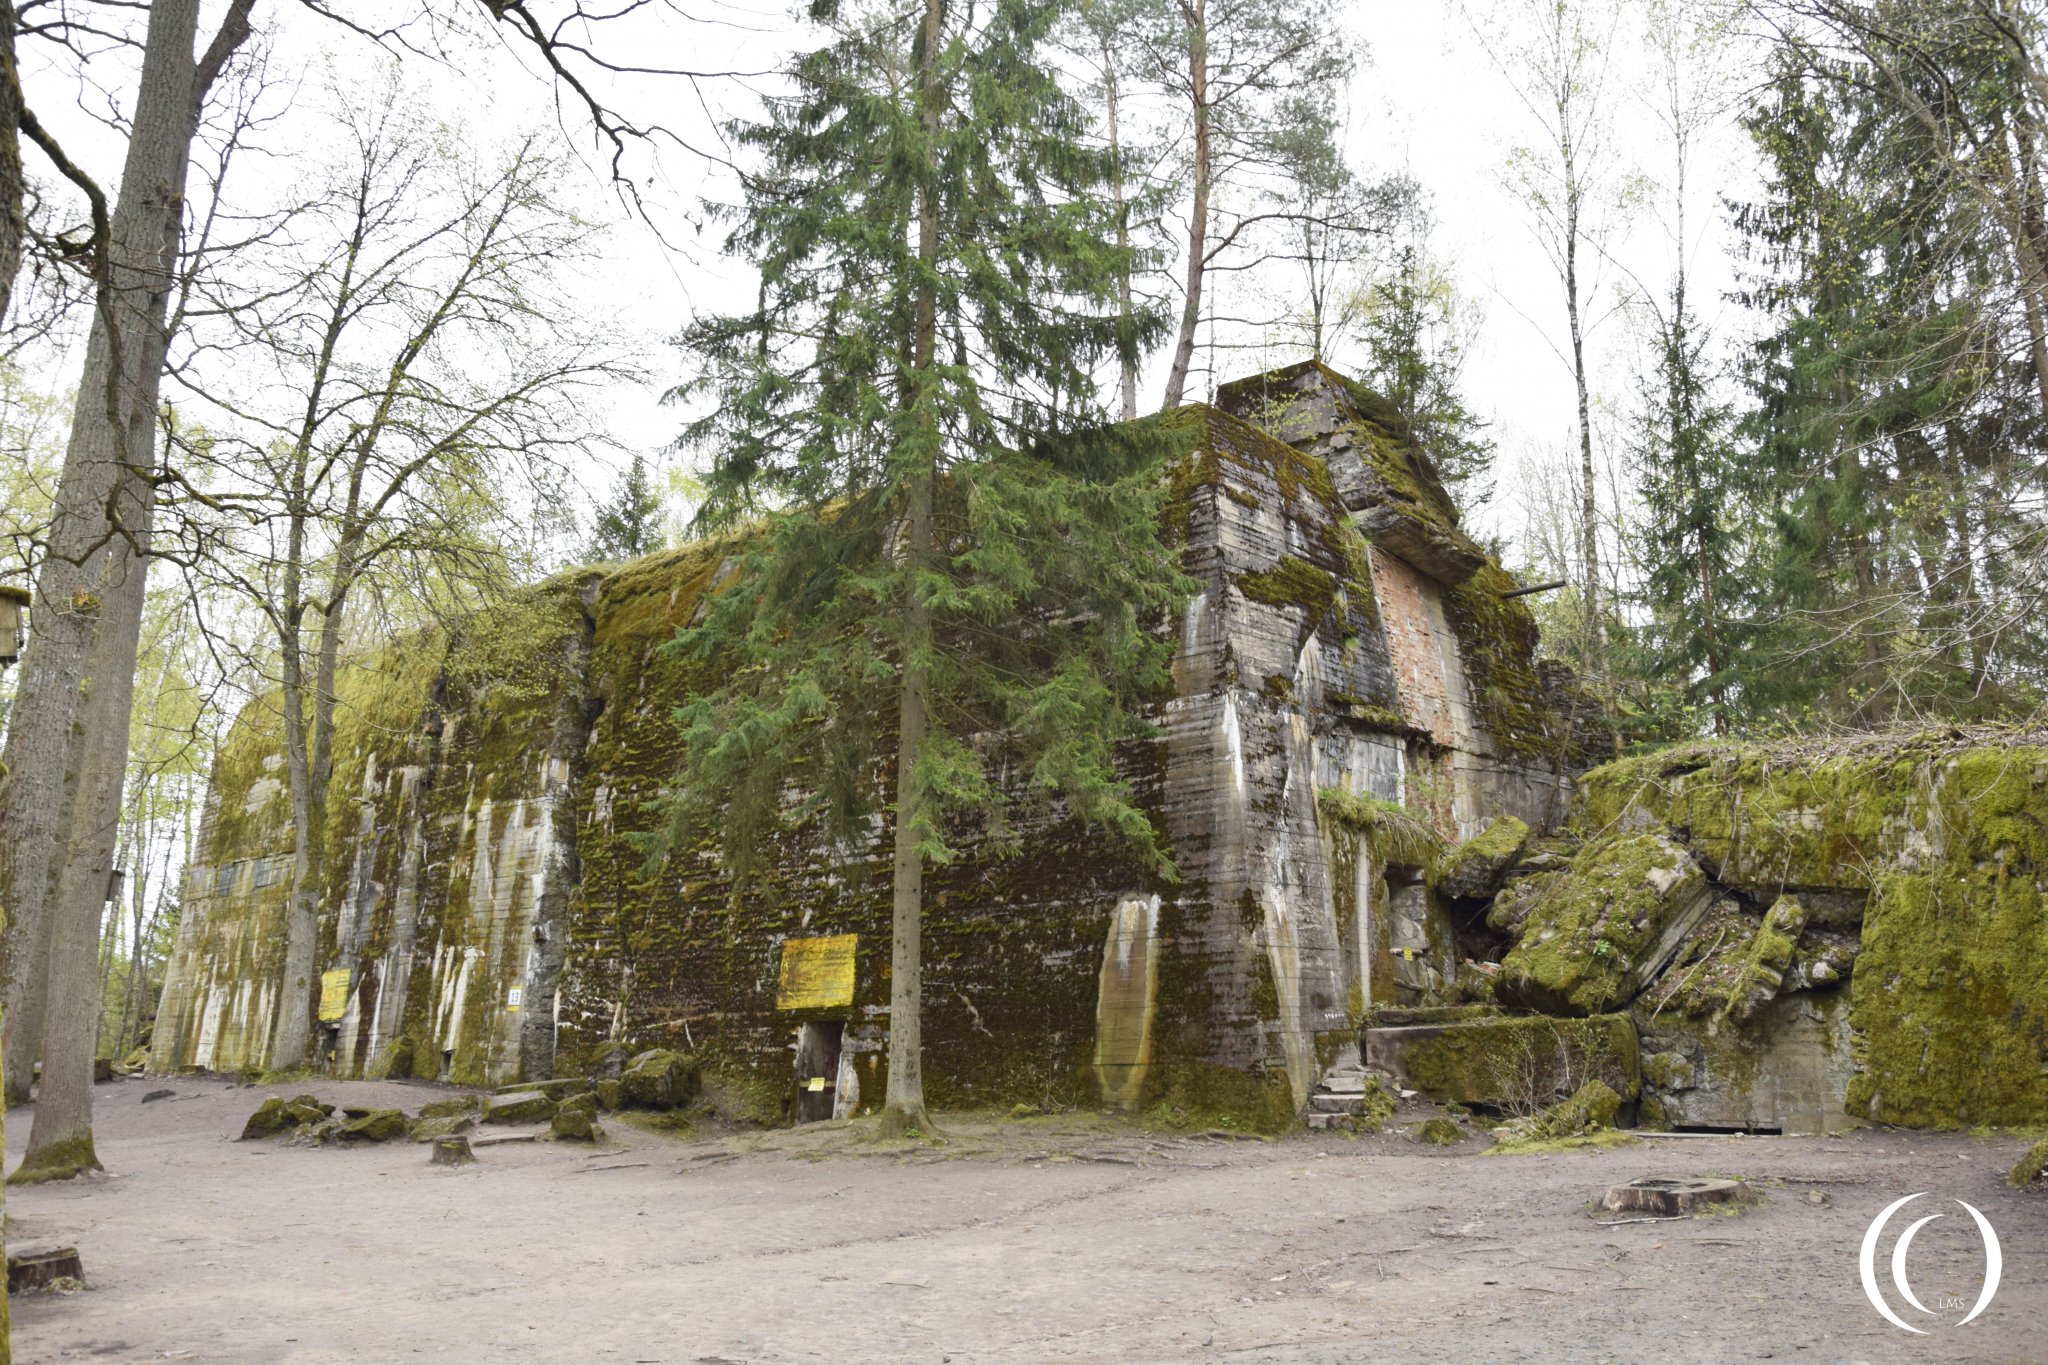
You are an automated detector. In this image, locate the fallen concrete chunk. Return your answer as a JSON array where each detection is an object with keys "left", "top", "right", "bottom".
[
  {"left": 337, "top": 1109, "right": 409, "bottom": 1143},
  {"left": 1496, "top": 832, "right": 1716, "bottom": 1016},
  {"left": 411, "top": 1113, "right": 477, "bottom": 1143},
  {"left": 1432, "top": 816, "right": 1530, "bottom": 901},
  {"left": 483, "top": 1090, "right": 557, "bottom": 1124},
  {"left": 620, "top": 1049, "right": 699, "bottom": 1111},
  {"left": 418, "top": 1095, "right": 483, "bottom": 1120},
  {"left": 240, "top": 1095, "right": 331, "bottom": 1140},
  {"left": 550, "top": 1094, "right": 603, "bottom": 1142}
]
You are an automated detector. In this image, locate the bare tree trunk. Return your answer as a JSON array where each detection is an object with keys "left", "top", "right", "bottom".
[
  {"left": 1565, "top": 222, "right": 1600, "bottom": 665},
  {"left": 268, "top": 484, "right": 319, "bottom": 1071},
  {"left": 1159, "top": 0, "right": 1208, "bottom": 412},
  {"left": 12, "top": 0, "right": 256, "bottom": 1184},
  {"left": 0, "top": 10, "right": 24, "bottom": 1331},
  {"left": 1101, "top": 36, "right": 1137, "bottom": 422}
]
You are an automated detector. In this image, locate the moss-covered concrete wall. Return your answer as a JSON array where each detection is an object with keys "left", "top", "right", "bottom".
[
  {"left": 152, "top": 385, "right": 1577, "bottom": 1123},
  {"left": 1579, "top": 737, "right": 2048, "bottom": 1129}
]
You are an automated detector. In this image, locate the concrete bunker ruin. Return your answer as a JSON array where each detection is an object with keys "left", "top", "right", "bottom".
[{"left": 147, "top": 361, "right": 2048, "bottom": 1137}]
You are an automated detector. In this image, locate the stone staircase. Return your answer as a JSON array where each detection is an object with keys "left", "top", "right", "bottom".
[{"left": 1304, "top": 1063, "right": 1392, "bottom": 1131}]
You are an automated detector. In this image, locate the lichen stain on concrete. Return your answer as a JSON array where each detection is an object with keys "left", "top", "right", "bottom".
[{"left": 1093, "top": 893, "right": 1161, "bottom": 1109}]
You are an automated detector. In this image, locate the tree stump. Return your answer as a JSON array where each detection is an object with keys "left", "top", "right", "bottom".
[
  {"left": 430, "top": 1136, "right": 475, "bottom": 1167},
  {"left": 9, "top": 1247, "right": 84, "bottom": 1292}
]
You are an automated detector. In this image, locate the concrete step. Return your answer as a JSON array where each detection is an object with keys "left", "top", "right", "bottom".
[
  {"left": 1309, "top": 1093, "right": 1362, "bottom": 1115},
  {"left": 1319, "top": 1075, "right": 1368, "bottom": 1095}
]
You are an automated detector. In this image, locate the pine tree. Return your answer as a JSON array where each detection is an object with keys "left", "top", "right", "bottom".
[
  {"left": 665, "top": 0, "right": 1183, "bottom": 1133},
  {"left": 587, "top": 454, "right": 664, "bottom": 563}
]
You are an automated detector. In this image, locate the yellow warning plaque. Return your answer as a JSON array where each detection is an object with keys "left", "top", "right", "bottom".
[
  {"left": 317, "top": 968, "right": 352, "bottom": 1022},
  {"left": 777, "top": 934, "right": 857, "bottom": 1011}
]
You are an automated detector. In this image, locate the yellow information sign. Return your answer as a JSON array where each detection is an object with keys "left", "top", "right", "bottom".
[
  {"left": 777, "top": 933, "right": 857, "bottom": 1011},
  {"left": 317, "top": 968, "right": 352, "bottom": 1023}
]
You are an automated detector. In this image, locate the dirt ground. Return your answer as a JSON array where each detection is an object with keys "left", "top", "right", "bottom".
[{"left": 5, "top": 1076, "right": 2045, "bottom": 1364}]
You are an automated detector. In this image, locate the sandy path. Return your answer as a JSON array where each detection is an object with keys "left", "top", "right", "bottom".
[{"left": 6, "top": 1077, "right": 2045, "bottom": 1363}]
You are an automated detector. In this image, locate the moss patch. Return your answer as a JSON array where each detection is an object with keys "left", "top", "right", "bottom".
[
  {"left": 1416, "top": 1116, "right": 1463, "bottom": 1146},
  {"left": 2011, "top": 1137, "right": 2048, "bottom": 1188},
  {"left": 8, "top": 1134, "right": 101, "bottom": 1184}
]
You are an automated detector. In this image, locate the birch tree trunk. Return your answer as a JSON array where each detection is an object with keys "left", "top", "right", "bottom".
[
  {"left": 10, "top": 0, "right": 255, "bottom": 1184},
  {"left": 1159, "top": 0, "right": 1208, "bottom": 412}
]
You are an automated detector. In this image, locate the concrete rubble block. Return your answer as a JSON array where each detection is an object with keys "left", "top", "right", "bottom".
[
  {"left": 410, "top": 1113, "right": 478, "bottom": 1143},
  {"left": 1634, "top": 991, "right": 1858, "bottom": 1136},
  {"left": 585, "top": 1041, "right": 630, "bottom": 1083},
  {"left": 494, "top": 1077, "right": 596, "bottom": 1102},
  {"left": 1495, "top": 832, "right": 1716, "bottom": 1016},
  {"left": 337, "top": 1109, "right": 409, "bottom": 1143},
  {"left": 620, "top": 1049, "right": 699, "bottom": 1111},
  {"left": 483, "top": 1090, "right": 559, "bottom": 1124},
  {"left": 1366, "top": 1012, "right": 1639, "bottom": 1109},
  {"left": 1431, "top": 815, "right": 1530, "bottom": 902},
  {"left": 240, "top": 1093, "right": 334, "bottom": 1140},
  {"left": 550, "top": 1094, "right": 604, "bottom": 1142},
  {"left": 417, "top": 1095, "right": 484, "bottom": 1120}
]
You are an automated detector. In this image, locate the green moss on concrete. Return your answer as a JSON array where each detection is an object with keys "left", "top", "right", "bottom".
[
  {"left": 1578, "top": 737, "right": 2048, "bottom": 1130},
  {"left": 1393, "top": 1013, "right": 1640, "bottom": 1109},
  {"left": 1236, "top": 556, "right": 1338, "bottom": 616},
  {"left": 1442, "top": 565, "right": 1557, "bottom": 761},
  {"left": 1433, "top": 815, "right": 1530, "bottom": 900},
  {"left": 337, "top": 1109, "right": 408, "bottom": 1142},
  {"left": 1320, "top": 789, "right": 1442, "bottom": 871},
  {"left": 1497, "top": 831, "right": 1703, "bottom": 1016},
  {"left": 365, "top": 1035, "right": 417, "bottom": 1081}
]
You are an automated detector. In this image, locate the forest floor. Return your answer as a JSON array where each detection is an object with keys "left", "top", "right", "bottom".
[{"left": 6, "top": 1075, "right": 2046, "bottom": 1364}]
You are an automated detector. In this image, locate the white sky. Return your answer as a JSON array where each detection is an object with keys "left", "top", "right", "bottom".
[{"left": 19, "top": 0, "right": 1768, "bottom": 566}]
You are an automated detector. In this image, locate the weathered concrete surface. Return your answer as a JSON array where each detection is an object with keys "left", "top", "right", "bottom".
[
  {"left": 149, "top": 368, "right": 1582, "bottom": 1125},
  {"left": 13, "top": 1077, "right": 2048, "bottom": 1364}
]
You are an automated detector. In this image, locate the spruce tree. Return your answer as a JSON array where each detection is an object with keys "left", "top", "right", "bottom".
[
  {"left": 587, "top": 454, "right": 664, "bottom": 562},
  {"left": 1357, "top": 239, "right": 1495, "bottom": 510},
  {"left": 665, "top": 0, "right": 1182, "bottom": 1132},
  {"left": 1630, "top": 287, "right": 1742, "bottom": 733}
]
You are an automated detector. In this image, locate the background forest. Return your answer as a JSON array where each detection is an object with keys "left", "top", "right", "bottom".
[{"left": 0, "top": 0, "right": 2041, "bottom": 1153}]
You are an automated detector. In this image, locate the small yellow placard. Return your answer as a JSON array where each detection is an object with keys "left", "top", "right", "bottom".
[
  {"left": 807, "top": 1077, "right": 827, "bottom": 1092},
  {"left": 777, "top": 933, "right": 857, "bottom": 1011},
  {"left": 317, "top": 969, "right": 351, "bottom": 1023}
]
